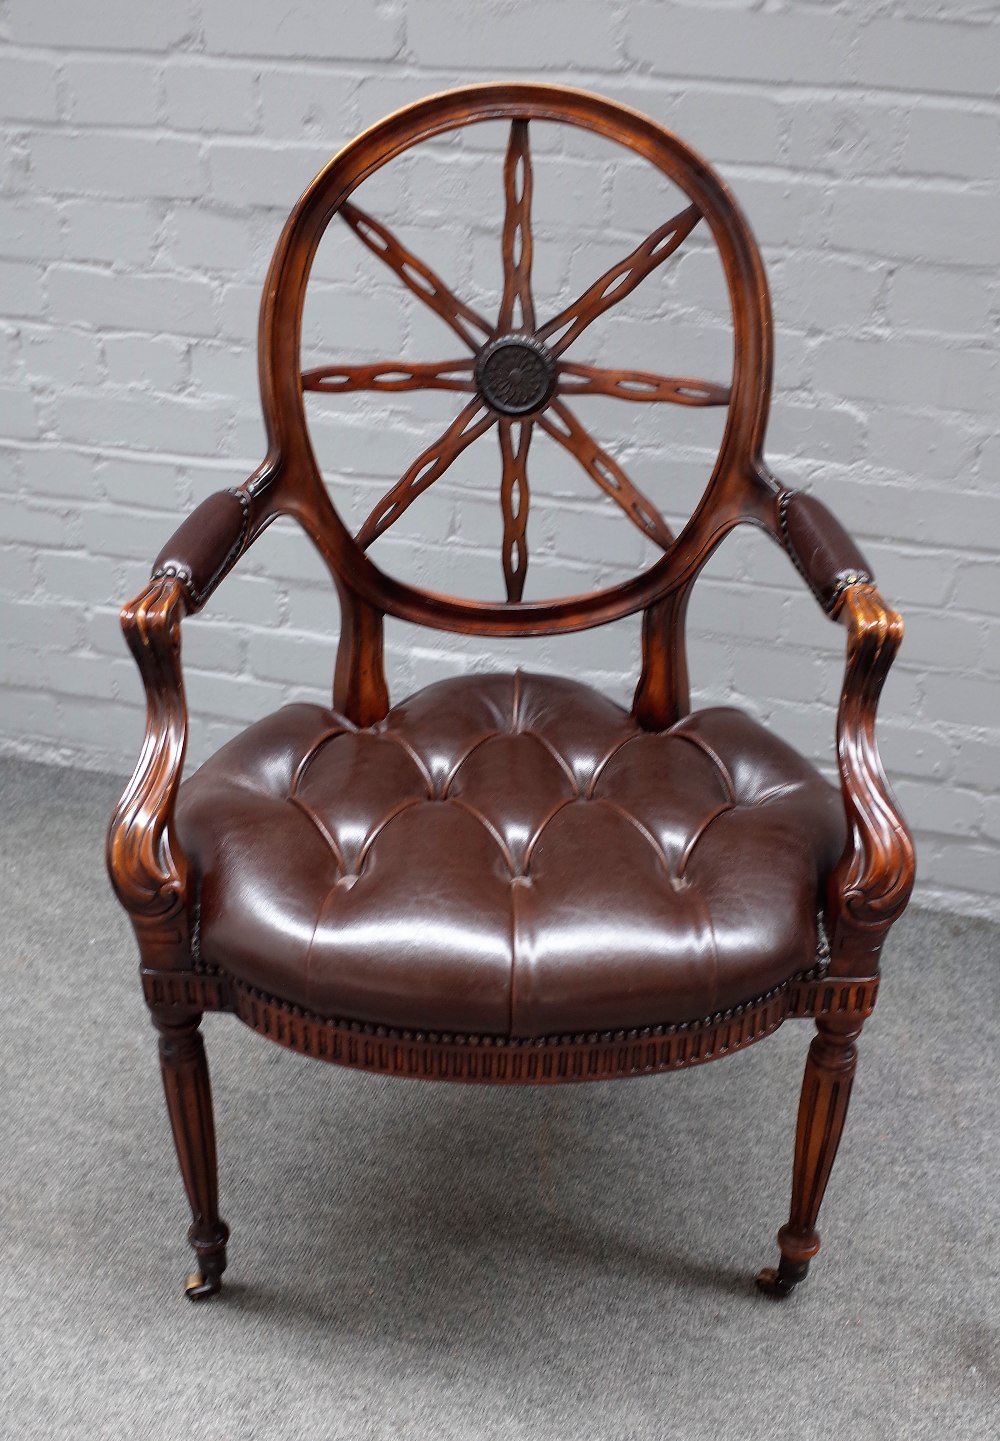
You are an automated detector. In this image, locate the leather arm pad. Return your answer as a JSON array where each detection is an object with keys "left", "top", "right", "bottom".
[
  {"left": 151, "top": 488, "right": 251, "bottom": 609},
  {"left": 778, "top": 490, "right": 873, "bottom": 615}
]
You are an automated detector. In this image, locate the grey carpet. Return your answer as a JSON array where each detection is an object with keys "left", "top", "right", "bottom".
[{"left": 1, "top": 754, "right": 997, "bottom": 1441}]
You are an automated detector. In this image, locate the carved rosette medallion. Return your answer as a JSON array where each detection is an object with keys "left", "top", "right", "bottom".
[{"left": 475, "top": 335, "right": 557, "bottom": 417}]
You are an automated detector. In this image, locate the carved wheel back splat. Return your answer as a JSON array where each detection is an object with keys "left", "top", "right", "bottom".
[
  {"left": 274, "top": 85, "right": 768, "bottom": 652},
  {"left": 305, "top": 142, "right": 722, "bottom": 601}
]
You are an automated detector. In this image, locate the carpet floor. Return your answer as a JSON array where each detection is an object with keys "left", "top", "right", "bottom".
[{"left": 1, "top": 755, "right": 997, "bottom": 1440}]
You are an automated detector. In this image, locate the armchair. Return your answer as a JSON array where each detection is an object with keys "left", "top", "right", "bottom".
[{"left": 107, "top": 84, "right": 914, "bottom": 1302}]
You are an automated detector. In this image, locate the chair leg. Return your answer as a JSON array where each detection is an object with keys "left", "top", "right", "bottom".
[
  {"left": 757, "top": 1015, "right": 862, "bottom": 1299},
  {"left": 152, "top": 1009, "right": 230, "bottom": 1301}
]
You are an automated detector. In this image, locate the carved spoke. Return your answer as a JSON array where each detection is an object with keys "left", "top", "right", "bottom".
[
  {"left": 498, "top": 419, "right": 532, "bottom": 602},
  {"left": 557, "top": 362, "right": 730, "bottom": 407},
  {"left": 539, "top": 399, "right": 674, "bottom": 550},
  {"left": 499, "top": 119, "right": 536, "bottom": 335},
  {"left": 535, "top": 204, "right": 701, "bottom": 356},
  {"left": 302, "top": 359, "right": 476, "bottom": 394},
  {"left": 356, "top": 399, "right": 496, "bottom": 549},
  {"left": 340, "top": 201, "right": 494, "bottom": 351}
]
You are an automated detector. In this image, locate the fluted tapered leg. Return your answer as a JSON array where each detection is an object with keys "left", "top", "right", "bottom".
[
  {"left": 153, "top": 1010, "right": 229, "bottom": 1300},
  {"left": 757, "top": 1016, "right": 862, "bottom": 1297}
]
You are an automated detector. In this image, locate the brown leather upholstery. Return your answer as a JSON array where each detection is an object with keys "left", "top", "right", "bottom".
[
  {"left": 152, "top": 488, "right": 250, "bottom": 607},
  {"left": 176, "top": 672, "right": 846, "bottom": 1038},
  {"left": 779, "top": 491, "right": 872, "bottom": 615}
]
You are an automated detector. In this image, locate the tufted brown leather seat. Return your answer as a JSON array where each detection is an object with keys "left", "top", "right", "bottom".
[{"left": 178, "top": 672, "right": 845, "bottom": 1038}]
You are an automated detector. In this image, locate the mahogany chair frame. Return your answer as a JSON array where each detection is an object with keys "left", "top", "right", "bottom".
[{"left": 107, "top": 85, "right": 914, "bottom": 1302}]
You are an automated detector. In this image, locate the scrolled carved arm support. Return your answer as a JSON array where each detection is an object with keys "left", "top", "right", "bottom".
[
  {"left": 827, "top": 582, "right": 915, "bottom": 971},
  {"left": 108, "top": 484, "right": 260, "bottom": 967},
  {"left": 106, "top": 574, "right": 192, "bottom": 969},
  {"left": 767, "top": 482, "right": 914, "bottom": 970}
]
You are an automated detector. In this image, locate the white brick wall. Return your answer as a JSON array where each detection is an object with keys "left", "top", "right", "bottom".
[{"left": 1, "top": 0, "right": 998, "bottom": 921}]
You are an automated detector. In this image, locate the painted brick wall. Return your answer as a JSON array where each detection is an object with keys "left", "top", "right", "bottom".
[{"left": 1, "top": 0, "right": 997, "bottom": 919}]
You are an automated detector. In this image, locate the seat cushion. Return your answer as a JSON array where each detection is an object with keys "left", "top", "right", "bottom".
[{"left": 176, "top": 672, "right": 846, "bottom": 1038}]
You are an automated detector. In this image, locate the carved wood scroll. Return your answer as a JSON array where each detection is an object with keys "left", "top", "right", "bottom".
[
  {"left": 304, "top": 119, "right": 729, "bottom": 601},
  {"left": 827, "top": 583, "right": 916, "bottom": 970},
  {"left": 106, "top": 574, "right": 191, "bottom": 967}
]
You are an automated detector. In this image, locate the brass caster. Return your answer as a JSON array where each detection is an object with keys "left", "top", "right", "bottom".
[
  {"left": 755, "top": 1255, "right": 810, "bottom": 1300},
  {"left": 755, "top": 1266, "right": 796, "bottom": 1299},
  {"left": 184, "top": 1220, "right": 229, "bottom": 1301},
  {"left": 184, "top": 1269, "right": 223, "bottom": 1301}
]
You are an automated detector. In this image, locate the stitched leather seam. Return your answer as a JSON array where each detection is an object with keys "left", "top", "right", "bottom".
[
  {"left": 521, "top": 795, "right": 577, "bottom": 875},
  {"left": 439, "top": 730, "right": 500, "bottom": 797},
  {"left": 511, "top": 668, "right": 523, "bottom": 734},
  {"left": 289, "top": 723, "right": 354, "bottom": 795},
  {"left": 448, "top": 796, "right": 518, "bottom": 876},
  {"left": 379, "top": 731, "right": 435, "bottom": 795},
  {"left": 288, "top": 793, "right": 348, "bottom": 875},
  {"left": 303, "top": 881, "right": 340, "bottom": 1017},
  {"left": 751, "top": 782, "right": 803, "bottom": 805},
  {"left": 676, "top": 800, "right": 734, "bottom": 879},
  {"left": 687, "top": 881, "right": 720, "bottom": 1017},
  {"left": 592, "top": 798, "right": 675, "bottom": 882},
  {"left": 355, "top": 796, "right": 426, "bottom": 872},
  {"left": 508, "top": 875, "right": 521, "bottom": 1037},
  {"left": 586, "top": 732, "right": 641, "bottom": 798},
  {"left": 522, "top": 729, "right": 582, "bottom": 795},
  {"left": 669, "top": 728, "right": 735, "bottom": 804}
]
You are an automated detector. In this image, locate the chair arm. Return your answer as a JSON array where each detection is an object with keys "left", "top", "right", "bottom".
[
  {"left": 151, "top": 486, "right": 252, "bottom": 612},
  {"left": 769, "top": 485, "right": 914, "bottom": 969},
  {"left": 107, "top": 486, "right": 255, "bottom": 965},
  {"left": 778, "top": 489, "right": 873, "bottom": 615},
  {"left": 107, "top": 573, "right": 192, "bottom": 967},
  {"left": 826, "top": 582, "right": 916, "bottom": 971}
]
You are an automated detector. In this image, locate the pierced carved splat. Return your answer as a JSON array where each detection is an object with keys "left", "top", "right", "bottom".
[
  {"left": 535, "top": 204, "right": 701, "bottom": 355},
  {"left": 539, "top": 399, "right": 675, "bottom": 550},
  {"left": 499, "top": 119, "right": 536, "bottom": 335},
  {"left": 498, "top": 419, "right": 532, "bottom": 602},
  {"left": 325, "top": 155, "right": 706, "bottom": 593},
  {"left": 356, "top": 398, "right": 496, "bottom": 549},
  {"left": 558, "top": 362, "right": 730, "bottom": 407},
  {"left": 340, "top": 201, "right": 494, "bottom": 350},
  {"left": 301, "top": 359, "right": 476, "bottom": 394}
]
